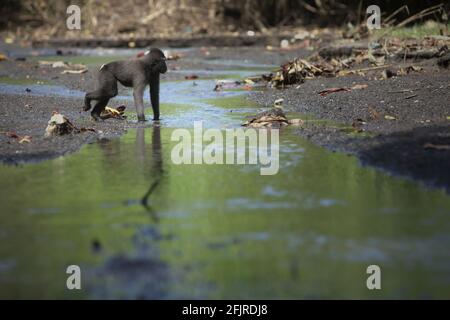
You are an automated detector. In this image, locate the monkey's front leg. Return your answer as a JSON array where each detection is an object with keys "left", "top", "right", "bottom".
[
  {"left": 150, "top": 76, "right": 160, "bottom": 121},
  {"left": 133, "top": 84, "right": 146, "bottom": 122}
]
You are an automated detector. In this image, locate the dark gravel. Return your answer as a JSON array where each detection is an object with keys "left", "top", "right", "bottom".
[{"left": 249, "top": 65, "right": 450, "bottom": 191}]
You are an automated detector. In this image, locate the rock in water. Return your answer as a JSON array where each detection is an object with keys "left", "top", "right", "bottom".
[{"left": 44, "top": 113, "right": 76, "bottom": 137}]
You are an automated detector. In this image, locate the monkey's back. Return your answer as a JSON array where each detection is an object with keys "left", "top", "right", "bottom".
[{"left": 102, "top": 59, "right": 144, "bottom": 88}]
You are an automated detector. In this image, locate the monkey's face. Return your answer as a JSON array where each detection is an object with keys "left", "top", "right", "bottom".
[
  {"left": 152, "top": 58, "right": 167, "bottom": 74},
  {"left": 145, "top": 49, "right": 168, "bottom": 74}
]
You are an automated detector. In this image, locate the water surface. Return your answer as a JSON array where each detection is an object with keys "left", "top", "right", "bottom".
[{"left": 1, "top": 51, "right": 450, "bottom": 299}]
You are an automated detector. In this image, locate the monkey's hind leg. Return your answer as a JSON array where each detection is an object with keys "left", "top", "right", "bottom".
[
  {"left": 91, "top": 98, "right": 110, "bottom": 121},
  {"left": 85, "top": 69, "right": 118, "bottom": 112},
  {"left": 84, "top": 90, "right": 103, "bottom": 111}
]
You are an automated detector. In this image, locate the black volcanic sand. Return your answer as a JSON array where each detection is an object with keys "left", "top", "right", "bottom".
[
  {"left": 1, "top": 44, "right": 449, "bottom": 192},
  {"left": 250, "top": 63, "right": 450, "bottom": 192}
]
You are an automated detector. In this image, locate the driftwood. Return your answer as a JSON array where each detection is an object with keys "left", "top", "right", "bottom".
[{"left": 394, "top": 47, "right": 448, "bottom": 60}]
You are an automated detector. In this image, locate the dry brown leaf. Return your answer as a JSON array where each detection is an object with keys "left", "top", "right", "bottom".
[
  {"left": 288, "top": 119, "right": 304, "bottom": 125},
  {"left": 318, "top": 87, "right": 351, "bottom": 96},
  {"left": 18, "top": 136, "right": 32, "bottom": 143},
  {"left": 351, "top": 84, "right": 368, "bottom": 90},
  {"left": 62, "top": 69, "right": 88, "bottom": 74},
  {"left": 368, "top": 106, "right": 380, "bottom": 120}
]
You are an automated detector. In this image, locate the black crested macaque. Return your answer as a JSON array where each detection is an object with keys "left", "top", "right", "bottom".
[{"left": 84, "top": 48, "right": 167, "bottom": 121}]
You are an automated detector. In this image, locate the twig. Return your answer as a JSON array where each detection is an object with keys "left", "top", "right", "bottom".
[
  {"left": 388, "top": 88, "right": 420, "bottom": 94},
  {"left": 346, "top": 65, "right": 391, "bottom": 73},
  {"left": 385, "top": 5, "right": 410, "bottom": 26},
  {"left": 376, "top": 4, "right": 444, "bottom": 40},
  {"left": 396, "top": 4, "right": 443, "bottom": 28},
  {"left": 140, "top": 7, "right": 165, "bottom": 23}
]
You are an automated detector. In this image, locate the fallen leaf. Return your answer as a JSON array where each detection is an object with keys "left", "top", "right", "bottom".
[
  {"left": 18, "top": 136, "right": 32, "bottom": 143},
  {"left": 5, "top": 132, "right": 19, "bottom": 139},
  {"left": 384, "top": 115, "right": 396, "bottom": 120},
  {"left": 423, "top": 143, "right": 450, "bottom": 150},
  {"left": 318, "top": 87, "right": 351, "bottom": 96},
  {"left": 368, "top": 106, "right": 380, "bottom": 120},
  {"left": 351, "top": 84, "right": 368, "bottom": 90},
  {"left": 100, "top": 106, "right": 126, "bottom": 120},
  {"left": 52, "top": 61, "right": 68, "bottom": 68},
  {"left": 62, "top": 69, "right": 87, "bottom": 74},
  {"left": 3, "top": 132, "right": 32, "bottom": 143},
  {"left": 185, "top": 75, "right": 198, "bottom": 80},
  {"left": 288, "top": 119, "right": 304, "bottom": 125}
]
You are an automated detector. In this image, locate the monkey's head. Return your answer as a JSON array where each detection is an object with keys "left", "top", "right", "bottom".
[{"left": 144, "top": 48, "right": 167, "bottom": 74}]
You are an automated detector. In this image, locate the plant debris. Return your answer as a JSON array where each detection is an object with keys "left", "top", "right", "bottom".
[
  {"left": 318, "top": 84, "right": 368, "bottom": 96},
  {"left": 61, "top": 69, "right": 88, "bottom": 74},
  {"left": 100, "top": 105, "right": 127, "bottom": 120},
  {"left": 384, "top": 115, "right": 397, "bottom": 120},
  {"left": 44, "top": 112, "right": 95, "bottom": 137},
  {"left": 2, "top": 131, "right": 32, "bottom": 143},
  {"left": 258, "top": 35, "right": 449, "bottom": 88},
  {"left": 39, "top": 60, "right": 88, "bottom": 74},
  {"left": 44, "top": 112, "right": 77, "bottom": 137},
  {"left": 318, "top": 87, "right": 350, "bottom": 96},
  {"left": 242, "top": 108, "right": 303, "bottom": 128},
  {"left": 185, "top": 75, "right": 198, "bottom": 80}
]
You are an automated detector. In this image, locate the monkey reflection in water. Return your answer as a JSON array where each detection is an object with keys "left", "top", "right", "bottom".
[
  {"left": 95, "top": 125, "right": 163, "bottom": 220},
  {"left": 136, "top": 125, "right": 164, "bottom": 221}
]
